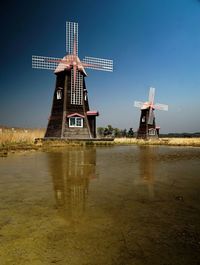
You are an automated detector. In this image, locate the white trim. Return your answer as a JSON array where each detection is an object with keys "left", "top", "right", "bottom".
[
  {"left": 56, "top": 90, "right": 62, "bottom": 99},
  {"left": 69, "top": 117, "right": 83, "bottom": 127},
  {"left": 148, "top": 128, "right": 156, "bottom": 136}
]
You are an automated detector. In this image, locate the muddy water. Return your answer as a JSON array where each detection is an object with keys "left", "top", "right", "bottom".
[{"left": 0, "top": 146, "right": 200, "bottom": 265}]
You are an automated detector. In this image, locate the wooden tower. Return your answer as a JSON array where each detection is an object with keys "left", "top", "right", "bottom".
[
  {"left": 32, "top": 21, "right": 113, "bottom": 139},
  {"left": 134, "top": 87, "right": 168, "bottom": 139}
]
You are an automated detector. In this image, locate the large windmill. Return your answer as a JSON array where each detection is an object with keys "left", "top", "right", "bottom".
[
  {"left": 134, "top": 87, "right": 168, "bottom": 139},
  {"left": 32, "top": 21, "right": 113, "bottom": 139}
]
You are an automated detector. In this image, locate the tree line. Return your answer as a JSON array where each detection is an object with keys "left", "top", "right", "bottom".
[
  {"left": 97, "top": 126, "right": 200, "bottom": 138},
  {"left": 97, "top": 125, "right": 135, "bottom": 138}
]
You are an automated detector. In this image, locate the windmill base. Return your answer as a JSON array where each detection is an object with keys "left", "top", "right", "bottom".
[
  {"left": 137, "top": 128, "right": 160, "bottom": 139},
  {"left": 137, "top": 133, "right": 158, "bottom": 140},
  {"left": 136, "top": 108, "right": 160, "bottom": 139}
]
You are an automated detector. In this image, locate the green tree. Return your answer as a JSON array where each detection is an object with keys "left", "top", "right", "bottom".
[
  {"left": 113, "top": 128, "right": 121, "bottom": 137},
  {"left": 127, "top": 128, "right": 134, "bottom": 138},
  {"left": 104, "top": 125, "right": 113, "bottom": 137},
  {"left": 97, "top": 127, "right": 105, "bottom": 137},
  {"left": 121, "top": 129, "right": 127, "bottom": 137}
]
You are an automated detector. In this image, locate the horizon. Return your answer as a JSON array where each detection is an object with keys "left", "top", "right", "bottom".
[{"left": 1, "top": 0, "right": 200, "bottom": 134}]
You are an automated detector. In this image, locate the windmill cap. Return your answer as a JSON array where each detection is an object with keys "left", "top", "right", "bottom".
[{"left": 141, "top": 102, "right": 154, "bottom": 110}]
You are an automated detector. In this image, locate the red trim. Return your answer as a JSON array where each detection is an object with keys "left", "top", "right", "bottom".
[
  {"left": 67, "top": 113, "right": 85, "bottom": 118},
  {"left": 87, "top": 111, "right": 99, "bottom": 116}
]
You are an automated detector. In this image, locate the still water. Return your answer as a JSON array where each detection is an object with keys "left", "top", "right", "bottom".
[{"left": 0, "top": 145, "right": 200, "bottom": 265}]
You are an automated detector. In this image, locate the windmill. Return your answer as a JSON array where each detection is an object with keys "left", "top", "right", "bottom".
[
  {"left": 32, "top": 21, "right": 113, "bottom": 139},
  {"left": 134, "top": 87, "right": 168, "bottom": 139}
]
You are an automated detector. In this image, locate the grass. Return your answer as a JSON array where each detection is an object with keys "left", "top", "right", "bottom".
[
  {"left": 114, "top": 137, "right": 200, "bottom": 147},
  {"left": 1, "top": 128, "right": 200, "bottom": 155},
  {"left": 0, "top": 128, "right": 45, "bottom": 152}
]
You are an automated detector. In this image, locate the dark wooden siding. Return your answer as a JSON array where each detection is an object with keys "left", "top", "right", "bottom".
[
  {"left": 45, "top": 69, "right": 98, "bottom": 139},
  {"left": 137, "top": 108, "right": 158, "bottom": 139}
]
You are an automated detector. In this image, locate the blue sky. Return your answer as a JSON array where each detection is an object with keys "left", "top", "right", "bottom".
[{"left": 1, "top": 0, "right": 200, "bottom": 133}]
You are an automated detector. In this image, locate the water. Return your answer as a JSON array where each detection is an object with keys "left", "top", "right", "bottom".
[{"left": 0, "top": 145, "right": 200, "bottom": 265}]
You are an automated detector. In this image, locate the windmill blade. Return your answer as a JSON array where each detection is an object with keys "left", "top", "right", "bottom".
[
  {"left": 154, "top": 103, "right": 168, "bottom": 111},
  {"left": 66, "top": 21, "right": 78, "bottom": 55},
  {"left": 32, "top": 55, "right": 61, "bottom": 70},
  {"left": 82, "top": 56, "right": 113, "bottom": 72},
  {"left": 71, "top": 69, "right": 83, "bottom": 105},
  {"left": 148, "top": 87, "right": 155, "bottom": 104},
  {"left": 134, "top": 101, "right": 145, "bottom": 109},
  {"left": 148, "top": 107, "right": 154, "bottom": 125}
]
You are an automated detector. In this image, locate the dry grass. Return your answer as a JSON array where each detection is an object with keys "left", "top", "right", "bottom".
[
  {"left": 1, "top": 129, "right": 200, "bottom": 153},
  {"left": 0, "top": 128, "right": 45, "bottom": 147},
  {"left": 114, "top": 138, "right": 138, "bottom": 144},
  {"left": 164, "top": 137, "right": 200, "bottom": 147},
  {"left": 114, "top": 137, "right": 200, "bottom": 147}
]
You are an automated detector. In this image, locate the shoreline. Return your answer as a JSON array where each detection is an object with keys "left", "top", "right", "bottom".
[
  {"left": 114, "top": 137, "right": 200, "bottom": 147},
  {"left": 1, "top": 137, "right": 200, "bottom": 156}
]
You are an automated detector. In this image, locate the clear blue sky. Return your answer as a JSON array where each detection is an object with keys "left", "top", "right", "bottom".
[{"left": 1, "top": 0, "right": 200, "bottom": 133}]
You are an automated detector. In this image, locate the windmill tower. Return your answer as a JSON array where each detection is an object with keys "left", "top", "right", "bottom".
[
  {"left": 134, "top": 87, "right": 168, "bottom": 139},
  {"left": 32, "top": 21, "right": 113, "bottom": 139}
]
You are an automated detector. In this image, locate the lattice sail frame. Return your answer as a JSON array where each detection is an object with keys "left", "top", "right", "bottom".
[
  {"left": 82, "top": 56, "right": 113, "bottom": 72},
  {"left": 32, "top": 55, "right": 61, "bottom": 70},
  {"left": 134, "top": 101, "right": 144, "bottom": 108},
  {"left": 148, "top": 87, "right": 155, "bottom": 104},
  {"left": 71, "top": 70, "right": 83, "bottom": 105},
  {"left": 66, "top": 22, "right": 78, "bottom": 55},
  {"left": 148, "top": 108, "right": 154, "bottom": 125},
  {"left": 147, "top": 87, "right": 155, "bottom": 124}
]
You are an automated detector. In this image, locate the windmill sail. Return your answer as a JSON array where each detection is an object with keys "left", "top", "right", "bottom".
[
  {"left": 71, "top": 69, "right": 83, "bottom": 105},
  {"left": 148, "top": 107, "right": 154, "bottom": 125},
  {"left": 134, "top": 101, "right": 145, "bottom": 108},
  {"left": 66, "top": 22, "right": 78, "bottom": 55},
  {"left": 32, "top": 55, "right": 61, "bottom": 70},
  {"left": 82, "top": 56, "right": 113, "bottom": 72},
  {"left": 148, "top": 87, "right": 155, "bottom": 104},
  {"left": 154, "top": 103, "right": 168, "bottom": 111}
]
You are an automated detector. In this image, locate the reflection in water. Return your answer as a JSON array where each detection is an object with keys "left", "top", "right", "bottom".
[
  {"left": 47, "top": 147, "right": 96, "bottom": 220},
  {"left": 138, "top": 146, "right": 156, "bottom": 199},
  {"left": 1, "top": 146, "right": 200, "bottom": 264}
]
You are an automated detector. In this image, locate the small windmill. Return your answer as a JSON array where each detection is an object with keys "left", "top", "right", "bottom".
[
  {"left": 134, "top": 87, "right": 168, "bottom": 139},
  {"left": 32, "top": 21, "right": 113, "bottom": 139}
]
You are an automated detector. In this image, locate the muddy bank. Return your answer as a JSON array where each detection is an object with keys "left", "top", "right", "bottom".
[
  {"left": 0, "top": 139, "right": 114, "bottom": 156},
  {"left": 1, "top": 137, "right": 200, "bottom": 157}
]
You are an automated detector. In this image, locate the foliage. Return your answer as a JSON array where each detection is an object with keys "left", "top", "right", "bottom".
[{"left": 97, "top": 125, "right": 135, "bottom": 138}]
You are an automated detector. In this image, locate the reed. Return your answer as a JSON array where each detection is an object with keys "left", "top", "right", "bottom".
[
  {"left": 0, "top": 128, "right": 45, "bottom": 147},
  {"left": 1, "top": 128, "right": 200, "bottom": 151},
  {"left": 165, "top": 137, "right": 200, "bottom": 147},
  {"left": 114, "top": 137, "right": 200, "bottom": 147}
]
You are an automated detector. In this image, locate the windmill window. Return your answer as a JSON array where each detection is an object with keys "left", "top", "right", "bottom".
[
  {"left": 148, "top": 128, "right": 156, "bottom": 136},
  {"left": 142, "top": 116, "right": 145, "bottom": 122},
  {"left": 84, "top": 89, "right": 87, "bottom": 101},
  {"left": 57, "top": 90, "right": 62, "bottom": 100},
  {"left": 69, "top": 117, "right": 83, "bottom": 127}
]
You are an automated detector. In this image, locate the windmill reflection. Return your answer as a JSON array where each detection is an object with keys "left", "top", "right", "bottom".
[
  {"left": 138, "top": 146, "right": 156, "bottom": 200},
  {"left": 48, "top": 147, "right": 96, "bottom": 220}
]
